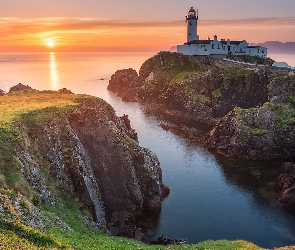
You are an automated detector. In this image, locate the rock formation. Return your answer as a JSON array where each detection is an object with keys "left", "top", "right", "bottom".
[
  {"left": 108, "top": 52, "right": 295, "bottom": 160},
  {"left": 109, "top": 52, "right": 271, "bottom": 126},
  {"left": 2, "top": 86, "right": 168, "bottom": 239},
  {"left": 278, "top": 162, "right": 295, "bottom": 208},
  {"left": 9, "top": 83, "right": 32, "bottom": 93},
  {"left": 205, "top": 75, "right": 295, "bottom": 160}
]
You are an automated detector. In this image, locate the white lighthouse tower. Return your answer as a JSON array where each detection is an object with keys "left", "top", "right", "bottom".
[{"left": 186, "top": 7, "right": 199, "bottom": 42}]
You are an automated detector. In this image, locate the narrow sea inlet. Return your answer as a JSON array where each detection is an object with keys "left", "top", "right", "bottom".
[{"left": 1, "top": 53, "right": 295, "bottom": 248}]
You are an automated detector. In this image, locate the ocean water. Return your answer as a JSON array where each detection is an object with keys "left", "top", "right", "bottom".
[
  {"left": 268, "top": 53, "right": 295, "bottom": 67},
  {"left": 1, "top": 52, "right": 295, "bottom": 248}
]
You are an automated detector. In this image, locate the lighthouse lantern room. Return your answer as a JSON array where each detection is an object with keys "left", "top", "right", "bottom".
[{"left": 186, "top": 7, "right": 199, "bottom": 42}]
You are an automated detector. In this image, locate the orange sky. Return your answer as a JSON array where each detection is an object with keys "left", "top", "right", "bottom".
[{"left": 1, "top": 17, "right": 295, "bottom": 53}]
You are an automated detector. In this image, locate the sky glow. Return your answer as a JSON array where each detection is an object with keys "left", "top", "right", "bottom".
[{"left": 0, "top": 0, "right": 294, "bottom": 52}]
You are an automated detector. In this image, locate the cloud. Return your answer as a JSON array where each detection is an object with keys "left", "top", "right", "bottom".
[
  {"left": 1, "top": 16, "right": 295, "bottom": 35},
  {"left": 0, "top": 16, "right": 294, "bottom": 52}
]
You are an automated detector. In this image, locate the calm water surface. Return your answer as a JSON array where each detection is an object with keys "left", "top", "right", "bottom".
[{"left": 1, "top": 52, "right": 295, "bottom": 248}]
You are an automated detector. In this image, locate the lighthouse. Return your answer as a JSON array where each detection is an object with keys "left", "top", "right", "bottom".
[{"left": 186, "top": 7, "right": 199, "bottom": 42}]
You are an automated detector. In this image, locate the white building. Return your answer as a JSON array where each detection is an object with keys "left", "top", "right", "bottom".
[{"left": 177, "top": 7, "right": 268, "bottom": 58}]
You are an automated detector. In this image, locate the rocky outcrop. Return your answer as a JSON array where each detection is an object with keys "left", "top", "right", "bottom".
[
  {"left": 205, "top": 75, "right": 295, "bottom": 160},
  {"left": 108, "top": 53, "right": 295, "bottom": 161},
  {"left": 150, "top": 235, "right": 187, "bottom": 245},
  {"left": 58, "top": 88, "right": 73, "bottom": 94},
  {"left": 14, "top": 93, "right": 168, "bottom": 239},
  {"left": 108, "top": 68, "right": 141, "bottom": 102},
  {"left": 0, "top": 89, "right": 5, "bottom": 96},
  {"left": 0, "top": 190, "right": 71, "bottom": 232},
  {"left": 278, "top": 162, "right": 295, "bottom": 207},
  {"left": 109, "top": 53, "right": 271, "bottom": 126},
  {"left": 9, "top": 83, "right": 32, "bottom": 93}
]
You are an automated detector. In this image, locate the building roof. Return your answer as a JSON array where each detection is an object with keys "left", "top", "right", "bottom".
[
  {"left": 230, "top": 41, "right": 244, "bottom": 45},
  {"left": 186, "top": 40, "right": 211, "bottom": 45},
  {"left": 189, "top": 7, "right": 196, "bottom": 12}
]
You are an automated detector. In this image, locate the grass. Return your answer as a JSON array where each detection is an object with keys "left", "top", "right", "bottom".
[
  {"left": 152, "top": 66, "right": 205, "bottom": 84},
  {"left": 1, "top": 222, "right": 265, "bottom": 250},
  {"left": 213, "top": 66, "right": 255, "bottom": 76},
  {"left": 0, "top": 220, "right": 68, "bottom": 249},
  {"left": 212, "top": 88, "right": 222, "bottom": 98},
  {"left": 0, "top": 89, "right": 95, "bottom": 190},
  {"left": 0, "top": 90, "right": 83, "bottom": 127},
  {"left": 270, "top": 102, "right": 295, "bottom": 130},
  {"left": 225, "top": 55, "right": 274, "bottom": 66},
  {"left": 46, "top": 229, "right": 265, "bottom": 250},
  {"left": 40, "top": 194, "right": 95, "bottom": 233},
  {"left": 234, "top": 107, "right": 270, "bottom": 136}
]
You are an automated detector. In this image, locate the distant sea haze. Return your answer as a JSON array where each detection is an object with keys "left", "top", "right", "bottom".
[{"left": 257, "top": 41, "right": 295, "bottom": 55}]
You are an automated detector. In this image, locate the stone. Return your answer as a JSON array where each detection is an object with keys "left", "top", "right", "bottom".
[
  {"left": 278, "top": 162, "right": 295, "bottom": 207},
  {"left": 9, "top": 83, "right": 32, "bottom": 93},
  {"left": 150, "top": 235, "right": 187, "bottom": 245}
]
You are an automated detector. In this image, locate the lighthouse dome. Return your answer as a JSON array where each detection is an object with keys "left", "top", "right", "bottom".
[
  {"left": 189, "top": 7, "right": 195, "bottom": 12},
  {"left": 188, "top": 7, "right": 196, "bottom": 16}
]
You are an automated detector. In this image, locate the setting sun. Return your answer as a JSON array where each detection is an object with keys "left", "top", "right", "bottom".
[{"left": 46, "top": 40, "right": 55, "bottom": 47}]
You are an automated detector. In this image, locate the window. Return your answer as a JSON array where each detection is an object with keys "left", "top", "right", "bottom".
[
  {"left": 212, "top": 44, "right": 214, "bottom": 49},
  {"left": 218, "top": 44, "right": 220, "bottom": 49}
]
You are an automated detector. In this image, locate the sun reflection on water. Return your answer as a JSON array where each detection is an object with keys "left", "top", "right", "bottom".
[{"left": 49, "top": 52, "right": 60, "bottom": 90}]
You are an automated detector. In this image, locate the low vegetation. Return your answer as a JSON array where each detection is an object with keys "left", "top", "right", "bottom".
[
  {"left": 270, "top": 101, "right": 295, "bottom": 130},
  {"left": 213, "top": 66, "right": 255, "bottom": 76},
  {"left": 225, "top": 55, "right": 275, "bottom": 66},
  {"left": 234, "top": 107, "right": 270, "bottom": 136}
]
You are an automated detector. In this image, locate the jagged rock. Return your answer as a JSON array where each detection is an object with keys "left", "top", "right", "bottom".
[
  {"left": 150, "top": 235, "right": 187, "bottom": 245},
  {"left": 205, "top": 75, "right": 295, "bottom": 160},
  {"left": 108, "top": 53, "right": 270, "bottom": 126},
  {"left": 278, "top": 162, "right": 295, "bottom": 207},
  {"left": 17, "top": 96, "right": 168, "bottom": 238},
  {"left": 121, "top": 114, "right": 138, "bottom": 141},
  {"left": 160, "top": 122, "right": 206, "bottom": 144},
  {"left": 0, "top": 89, "right": 5, "bottom": 96},
  {"left": 108, "top": 53, "right": 295, "bottom": 161},
  {"left": 0, "top": 191, "right": 71, "bottom": 232},
  {"left": 58, "top": 88, "right": 73, "bottom": 94},
  {"left": 108, "top": 68, "right": 140, "bottom": 102},
  {"left": 9, "top": 83, "right": 32, "bottom": 93}
]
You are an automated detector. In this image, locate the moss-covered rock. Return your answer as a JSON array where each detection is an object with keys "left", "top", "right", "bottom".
[
  {"left": 109, "top": 52, "right": 270, "bottom": 126},
  {"left": 0, "top": 86, "right": 168, "bottom": 240},
  {"left": 205, "top": 75, "right": 295, "bottom": 160}
]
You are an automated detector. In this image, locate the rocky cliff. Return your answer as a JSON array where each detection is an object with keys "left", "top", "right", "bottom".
[
  {"left": 108, "top": 53, "right": 295, "bottom": 210},
  {"left": 108, "top": 52, "right": 295, "bottom": 161},
  {"left": 205, "top": 75, "right": 295, "bottom": 160},
  {"left": 0, "top": 86, "right": 168, "bottom": 239},
  {"left": 109, "top": 52, "right": 272, "bottom": 125},
  {"left": 278, "top": 162, "right": 295, "bottom": 208}
]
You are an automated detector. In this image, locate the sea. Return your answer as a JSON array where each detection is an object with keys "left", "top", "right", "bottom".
[{"left": 0, "top": 52, "right": 295, "bottom": 248}]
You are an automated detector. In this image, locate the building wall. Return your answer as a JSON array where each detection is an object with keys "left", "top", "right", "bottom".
[
  {"left": 177, "top": 44, "right": 210, "bottom": 56},
  {"left": 187, "top": 19, "right": 199, "bottom": 42},
  {"left": 247, "top": 47, "right": 268, "bottom": 58},
  {"left": 178, "top": 41, "right": 268, "bottom": 58}
]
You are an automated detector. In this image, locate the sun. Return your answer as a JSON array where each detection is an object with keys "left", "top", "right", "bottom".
[{"left": 46, "top": 40, "right": 55, "bottom": 47}]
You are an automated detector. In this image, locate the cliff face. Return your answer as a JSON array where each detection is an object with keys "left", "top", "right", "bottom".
[
  {"left": 1, "top": 90, "right": 168, "bottom": 239},
  {"left": 109, "top": 52, "right": 270, "bottom": 125},
  {"left": 108, "top": 53, "right": 295, "bottom": 161},
  {"left": 205, "top": 75, "right": 295, "bottom": 160},
  {"left": 278, "top": 162, "right": 295, "bottom": 207}
]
